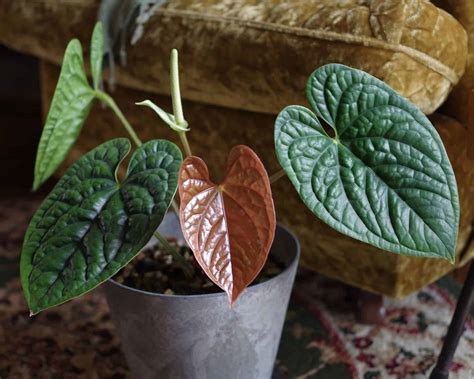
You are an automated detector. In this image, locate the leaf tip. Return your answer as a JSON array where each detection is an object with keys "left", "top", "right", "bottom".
[
  {"left": 27, "top": 300, "right": 40, "bottom": 317},
  {"left": 448, "top": 254, "right": 456, "bottom": 265},
  {"left": 67, "top": 38, "right": 83, "bottom": 53},
  {"left": 227, "top": 287, "right": 244, "bottom": 307},
  {"left": 135, "top": 100, "right": 150, "bottom": 106},
  {"left": 93, "top": 20, "right": 103, "bottom": 32},
  {"left": 32, "top": 177, "right": 41, "bottom": 192},
  {"left": 171, "top": 48, "right": 178, "bottom": 59}
]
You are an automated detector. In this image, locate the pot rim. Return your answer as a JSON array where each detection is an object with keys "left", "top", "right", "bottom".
[{"left": 106, "top": 222, "right": 300, "bottom": 300}]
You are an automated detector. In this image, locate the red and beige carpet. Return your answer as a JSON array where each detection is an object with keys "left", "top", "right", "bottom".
[
  {"left": 0, "top": 196, "right": 473, "bottom": 378},
  {"left": 279, "top": 274, "right": 474, "bottom": 378}
]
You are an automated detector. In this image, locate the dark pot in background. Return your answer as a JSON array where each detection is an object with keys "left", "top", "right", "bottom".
[{"left": 103, "top": 213, "right": 300, "bottom": 379}]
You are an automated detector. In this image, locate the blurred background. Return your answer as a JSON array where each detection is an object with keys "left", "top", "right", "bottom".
[{"left": 0, "top": 46, "right": 41, "bottom": 189}]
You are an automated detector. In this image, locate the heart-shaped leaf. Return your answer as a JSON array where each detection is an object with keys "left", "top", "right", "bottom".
[
  {"left": 90, "top": 22, "right": 104, "bottom": 90},
  {"left": 22, "top": 138, "right": 182, "bottom": 314},
  {"left": 275, "top": 64, "right": 459, "bottom": 262},
  {"left": 33, "top": 38, "right": 94, "bottom": 191},
  {"left": 179, "top": 145, "right": 276, "bottom": 304}
]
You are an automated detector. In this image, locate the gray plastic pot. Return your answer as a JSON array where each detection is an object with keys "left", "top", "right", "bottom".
[{"left": 103, "top": 213, "right": 300, "bottom": 379}]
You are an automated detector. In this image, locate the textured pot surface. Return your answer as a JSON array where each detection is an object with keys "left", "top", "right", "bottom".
[{"left": 104, "top": 213, "right": 300, "bottom": 379}]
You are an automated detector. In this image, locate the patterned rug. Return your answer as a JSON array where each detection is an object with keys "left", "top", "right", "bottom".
[
  {"left": 279, "top": 274, "right": 474, "bottom": 379},
  {"left": 0, "top": 194, "right": 473, "bottom": 378},
  {"left": 1, "top": 272, "right": 473, "bottom": 378}
]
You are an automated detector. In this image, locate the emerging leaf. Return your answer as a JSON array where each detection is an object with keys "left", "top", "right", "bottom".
[
  {"left": 22, "top": 138, "right": 182, "bottom": 314},
  {"left": 136, "top": 100, "right": 189, "bottom": 132},
  {"left": 275, "top": 64, "right": 459, "bottom": 262},
  {"left": 33, "top": 39, "right": 94, "bottom": 190},
  {"left": 90, "top": 22, "right": 104, "bottom": 90},
  {"left": 179, "top": 145, "right": 276, "bottom": 304}
]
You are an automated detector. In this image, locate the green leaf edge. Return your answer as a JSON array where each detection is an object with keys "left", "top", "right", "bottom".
[
  {"left": 32, "top": 38, "right": 94, "bottom": 191},
  {"left": 90, "top": 21, "right": 104, "bottom": 90},
  {"left": 23, "top": 138, "right": 130, "bottom": 314},
  {"left": 22, "top": 138, "right": 183, "bottom": 314},
  {"left": 275, "top": 63, "right": 459, "bottom": 263}
]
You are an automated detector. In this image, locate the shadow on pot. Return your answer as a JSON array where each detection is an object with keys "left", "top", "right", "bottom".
[{"left": 104, "top": 212, "right": 300, "bottom": 379}]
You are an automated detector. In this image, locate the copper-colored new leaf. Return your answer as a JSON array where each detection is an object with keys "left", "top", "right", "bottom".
[{"left": 179, "top": 145, "right": 276, "bottom": 304}]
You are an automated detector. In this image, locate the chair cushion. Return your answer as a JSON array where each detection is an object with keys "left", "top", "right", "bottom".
[
  {"left": 0, "top": 0, "right": 467, "bottom": 115},
  {"left": 434, "top": 0, "right": 474, "bottom": 158}
]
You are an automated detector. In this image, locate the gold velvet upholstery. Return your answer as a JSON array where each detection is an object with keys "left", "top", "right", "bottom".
[
  {"left": 434, "top": 0, "right": 474, "bottom": 160},
  {"left": 1, "top": 0, "right": 473, "bottom": 297},
  {"left": 0, "top": 0, "right": 467, "bottom": 114}
]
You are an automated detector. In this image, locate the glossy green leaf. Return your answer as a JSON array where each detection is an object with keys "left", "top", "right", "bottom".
[
  {"left": 275, "top": 64, "right": 459, "bottom": 262},
  {"left": 90, "top": 21, "right": 104, "bottom": 90},
  {"left": 22, "top": 138, "right": 182, "bottom": 314},
  {"left": 33, "top": 39, "right": 94, "bottom": 191}
]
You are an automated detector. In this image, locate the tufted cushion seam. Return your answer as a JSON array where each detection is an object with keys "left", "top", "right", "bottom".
[{"left": 153, "top": 8, "right": 461, "bottom": 85}]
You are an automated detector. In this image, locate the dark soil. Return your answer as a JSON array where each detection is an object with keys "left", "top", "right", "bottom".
[{"left": 114, "top": 238, "right": 285, "bottom": 296}]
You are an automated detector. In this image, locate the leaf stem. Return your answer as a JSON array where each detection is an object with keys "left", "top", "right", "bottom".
[
  {"left": 153, "top": 231, "right": 195, "bottom": 279},
  {"left": 170, "top": 49, "right": 192, "bottom": 157},
  {"left": 178, "top": 132, "right": 192, "bottom": 157},
  {"left": 170, "top": 49, "right": 184, "bottom": 125},
  {"left": 95, "top": 89, "right": 192, "bottom": 277},
  {"left": 269, "top": 169, "right": 286, "bottom": 184},
  {"left": 171, "top": 199, "right": 180, "bottom": 215},
  {"left": 95, "top": 90, "right": 142, "bottom": 147}
]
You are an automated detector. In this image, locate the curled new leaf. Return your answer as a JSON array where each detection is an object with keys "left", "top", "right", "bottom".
[
  {"left": 22, "top": 138, "right": 182, "bottom": 314},
  {"left": 136, "top": 100, "right": 190, "bottom": 132},
  {"left": 33, "top": 39, "right": 94, "bottom": 190},
  {"left": 179, "top": 145, "right": 276, "bottom": 304},
  {"left": 275, "top": 64, "right": 459, "bottom": 262}
]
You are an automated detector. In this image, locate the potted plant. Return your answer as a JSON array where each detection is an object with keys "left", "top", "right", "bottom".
[
  {"left": 20, "top": 23, "right": 460, "bottom": 379},
  {"left": 21, "top": 23, "right": 299, "bottom": 379}
]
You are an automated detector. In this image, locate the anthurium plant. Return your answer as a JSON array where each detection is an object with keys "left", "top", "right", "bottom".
[{"left": 21, "top": 23, "right": 459, "bottom": 316}]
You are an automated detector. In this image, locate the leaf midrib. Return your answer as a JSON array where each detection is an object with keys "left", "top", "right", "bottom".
[
  {"left": 35, "top": 181, "right": 119, "bottom": 250},
  {"left": 30, "top": 187, "right": 119, "bottom": 291},
  {"left": 336, "top": 141, "right": 451, "bottom": 254},
  {"left": 283, "top": 117, "right": 452, "bottom": 255},
  {"left": 310, "top": 77, "right": 453, "bottom": 254}
]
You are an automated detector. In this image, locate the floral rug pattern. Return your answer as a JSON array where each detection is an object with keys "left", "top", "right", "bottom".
[
  {"left": 0, "top": 195, "right": 473, "bottom": 378},
  {"left": 1, "top": 273, "right": 472, "bottom": 378},
  {"left": 276, "top": 273, "right": 474, "bottom": 379}
]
